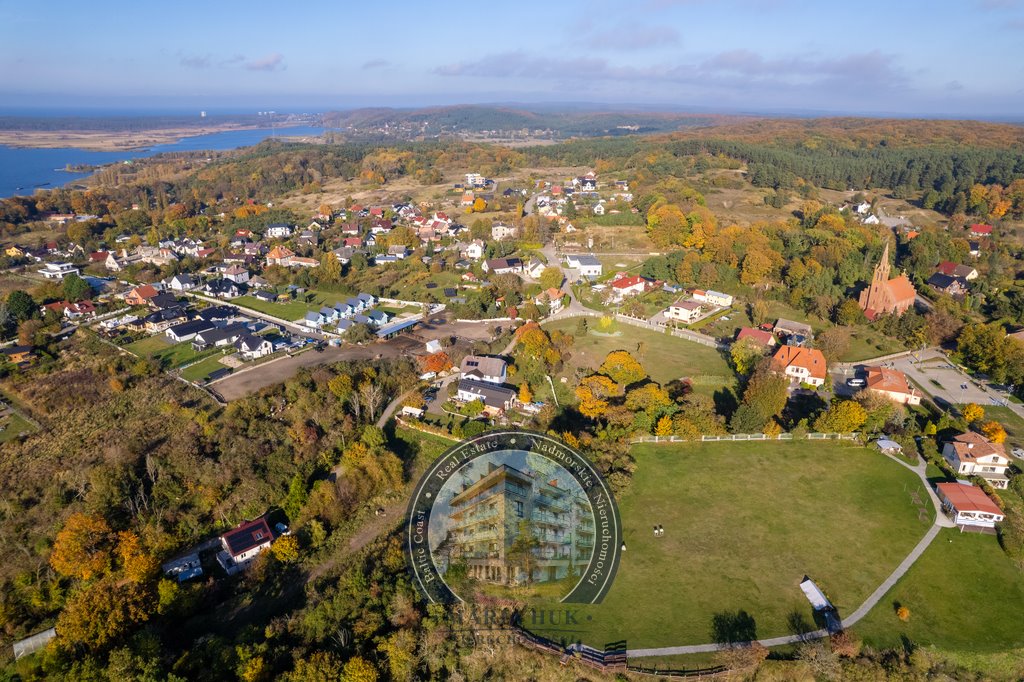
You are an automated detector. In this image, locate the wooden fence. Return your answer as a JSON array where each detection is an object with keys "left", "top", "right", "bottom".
[{"left": 632, "top": 432, "right": 859, "bottom": 444}]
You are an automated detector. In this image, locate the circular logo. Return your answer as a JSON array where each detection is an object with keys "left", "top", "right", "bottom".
[{"left": 406, "top": 430, "right": 621, "bottom": 604}]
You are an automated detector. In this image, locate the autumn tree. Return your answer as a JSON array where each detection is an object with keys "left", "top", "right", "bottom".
[
  {"left": 116, "top": 531, "right": 158, "bottom": 584},
  {"left": 56, "top": 577, "right": 153, "bottom": 650},
  {"left": 655, "top": 415, "right": 673, "bottom": 436},
  {"left": 518, "top": 382, "right": 533, "bottom": 404},
  {"left": 271, "top": 535, "right": 300, "bottom": 563},
  {"left": 539, "top": 265, "right": 564, "bottom": 291},
  {"left": 342, "top": 656, "right": 378, "bottom": 682},
  {"left": 979, "top": 420, "right": 1007, "bottom": 443},
  {"left": 730, "top": 365, "right": 789, "bottom": 433},
  {"left": 730, "top": 337, "right": 767, "bottom": 376},
  {"left": 50, "top": 513, "right": 113, "bottom": 580},
  {"left": 419, "top": 352, "right": 452, "bottom": 374},
  {"left": 813, "top": 399, "right": 868, "bottom": 433},
  {"left": 598, "top": 350, "right": 647, "bottom": 387},
  {"left": 284, "top": 651, "right": 345, "bottom": 682},
  {"left": 962, "top": 403, "right": 985, "bottom": 424},
  {"left": 319, "top": 253, "right": 342, "bottom": 283},
  {"left": 575, "top": 374, "right": 619, "bottom": 419},
  {"left": 834, "top": 298, "right": 866, "bottom": 326}
]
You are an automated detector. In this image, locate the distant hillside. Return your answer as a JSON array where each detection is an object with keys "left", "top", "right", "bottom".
[{"left": 322, "top": 105, "right": 730, "bottom": 138}]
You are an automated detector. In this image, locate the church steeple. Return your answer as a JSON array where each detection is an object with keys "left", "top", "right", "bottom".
[{"left": 873, "top": 240, "right": 891, "bottom": 284}]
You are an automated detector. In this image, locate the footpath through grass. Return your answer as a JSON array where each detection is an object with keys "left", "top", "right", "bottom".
[
  {"left": 527, "top": 440, "right": 927, "bottom": 649},
  {"left": 853, "top": 528, "right": 1024, "bottom": 653}
]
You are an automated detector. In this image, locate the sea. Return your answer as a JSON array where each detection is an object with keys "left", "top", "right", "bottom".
[{"left": 0, "top": 125, "right": 329, "bottom": 199}]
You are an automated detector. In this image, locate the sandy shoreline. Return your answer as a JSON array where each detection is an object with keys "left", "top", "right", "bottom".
[{"left": 0, "top": 124, "right": 262, "bottom": 151}]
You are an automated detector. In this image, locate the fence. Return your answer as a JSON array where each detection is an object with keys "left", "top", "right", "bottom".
[
  {"left": 542, "top": 309, "right": 725, "bottom": 350},
  {"left": 632, "top": 432, "right": 859, "bottom": 444}
]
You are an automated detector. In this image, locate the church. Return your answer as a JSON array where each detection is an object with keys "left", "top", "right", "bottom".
[{"left": 858, "top": 242, "right": 916, "bottom": 320}]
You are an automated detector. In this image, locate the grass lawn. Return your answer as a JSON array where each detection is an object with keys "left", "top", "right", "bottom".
[
  {"left": 0, "top": 412, "right": 35, "bottom": 443},
  {"left": 180, "top": 355, "right": 229, "bottom": 383},
  {"left": 853, "top": 528, "right": 1024, "bottom": 653},
  {"left": 125, "top": 335, "right": 219, "bottom": 369},
  {"left": 982, "top": 406, "right": 1024, "bottom": 450},
  {"left": 544, "top": 318, "right": 736, "bottom": 396},
  {"left": 839, "top": 328, "right": 907, "bottom": 363},
  {"left": 234, "top": 295, "right": 323, "bottom": 321},
  {"left": 527, "top": 440, "right": 928, "bottom": 649}
]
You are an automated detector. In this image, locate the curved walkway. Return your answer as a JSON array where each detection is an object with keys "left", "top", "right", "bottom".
[{"left": 629, "top": 452, "right": 951, "bottom": 658}]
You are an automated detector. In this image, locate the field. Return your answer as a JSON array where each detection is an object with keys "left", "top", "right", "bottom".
[
  {"left": 233, "top": 294, "right": 331, "bottom": 321},
  {"left": 853, "top": 528, "right": 1024, "bottom": 653},
  {"left": 544, "top": 318, "right": 736, "bottom": 396},
  {"left": 125, "top": 335, "right": 219, "bottom": 368},
  {"left": 180, "top": 355, "right": 230, "bottom": 382},
  {"left": 527, "top": 440, "right": 928, "bottom": 649},
  {"left": 0, "top": 412, "right": 35, "bottom": 443}
]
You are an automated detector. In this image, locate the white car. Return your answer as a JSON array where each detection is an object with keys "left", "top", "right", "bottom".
[{"left": 1012, "top": 447, "right": 1024, "bottom": 459}]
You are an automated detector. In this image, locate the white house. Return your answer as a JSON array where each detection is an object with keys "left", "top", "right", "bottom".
[
  {"left": 936, "top": 482, "right": 1004, "bottom": 529},
  {"left": 465, "top": 239, "right": 485, "bottom": 260},
  {"left": 692, "top": 289, "right": 734, "bottom": 307},
  {"left": 221, "top": 265, "right": 250, "bottom": 284},
  {"left": 491, "top": 223, "right": 518, "bottom": 240},
  {"left": 665, "top": 299, "right": 703, "bottom": 323},
  {"left": 235, "top": 334, "right": 274, "bottom": 360},
  {"left": 168, "top": 274, "right": 197, "bottom": 291},
  {"left": 460, "top": 355, "right": 507, "bottom": 384},
  {"left": 942, "top": 432, "right": 1011, "bottom": 489},
  {"left": 265, "top": 223, "right": 293, "bottom": 239},
  {"left": 37, "top": 262, "right": 79, "bottom": 280},
  {"left": 592, "top": 203, "right": 605, "bottom": 216},
  {"left": 564, "top": 254, "right": 602, "bottom": 279},
  {"left": 525, "top": 258, "right": 547, "bottom": 279},
  {"left": 218, "top": 518, "right": 274, "bottom": 574}
]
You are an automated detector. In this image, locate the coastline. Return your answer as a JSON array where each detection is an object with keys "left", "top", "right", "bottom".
[{"left": 0, "top": 123, "right": 263, "bottom": 151}]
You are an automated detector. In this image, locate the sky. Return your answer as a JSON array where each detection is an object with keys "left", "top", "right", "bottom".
[{"left": 1, "top": 0, "right": 1023, "bottom": 118}]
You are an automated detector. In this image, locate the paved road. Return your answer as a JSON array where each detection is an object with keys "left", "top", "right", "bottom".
[{"left": 629, "top": 450, "right": 951, "bottom": 658}]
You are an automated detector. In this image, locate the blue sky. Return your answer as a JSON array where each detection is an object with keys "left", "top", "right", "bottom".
[{"left": 1, "top": 0, "right": 1023, "bottom": 117}]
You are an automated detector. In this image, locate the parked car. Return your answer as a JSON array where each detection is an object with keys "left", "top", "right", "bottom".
[
  {"left": 847, "top": 378, "right": 866, "bottom": 387},
  {"left": 1012, "top": 447, "right": 1024, "bottom": 459}
]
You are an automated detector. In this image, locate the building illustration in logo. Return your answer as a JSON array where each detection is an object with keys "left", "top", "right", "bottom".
[{"left": 443, "top": 462, "right": 595, "bottom": 585}]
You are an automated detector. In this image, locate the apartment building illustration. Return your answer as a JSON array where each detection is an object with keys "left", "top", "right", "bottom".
[{"left": 445, "top": 462, "right": 595, "bottom": 585}]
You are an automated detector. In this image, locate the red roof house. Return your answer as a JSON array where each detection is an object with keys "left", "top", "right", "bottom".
[{"left": 736, "top": 327, "right": 776, "bottom": 346}]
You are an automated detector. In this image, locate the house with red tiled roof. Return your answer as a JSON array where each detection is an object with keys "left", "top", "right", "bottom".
[
  {"left": 864, "top": 366, "right": 920, "bottom": 405},
  {"left": 936, "top": 482, "right": 1004, "bottom": 529},
  {"left": 609, "top": 275, "right": 651, "bottom": 301},
  {"left": 771, "top": 345, "right": 827, "bottom": 387},
  {"left": 942, "top": 432, "right": 1011, "bottom": 489},
  {"left": 265, "top": 245, "right": 295, "bottom": 267},
  {"left": 125, "top": 284, "right": 159, "bottom": 306},
  {"left": 736, "top": 327, "right": 776, "bottom": 347},
  {"left": 935, "top": 261, "right": 978, "bottom": 281},
  {"left": 217, "top": 517, "right": 275, "bottom": 574},
  {"left": 968, "top": 223, "right": 993, "bottom": 237}
]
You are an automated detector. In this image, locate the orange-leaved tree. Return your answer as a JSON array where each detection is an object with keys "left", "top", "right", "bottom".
[{"left": 50, "top": 513, "right": 113, "bottom": 581}]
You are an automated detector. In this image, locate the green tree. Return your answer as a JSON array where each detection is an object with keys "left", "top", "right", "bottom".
[
  {"left": 539, "top": 265, "right": 564, "bottom": 290},
  {"left": 834, "top": 298, "right": 866, "bottom": 326},
  {"left": 61, "top": 274, "right": 93, "bottom": 302},
  {"left": 730, "top": 338, "right": 767, "bottom": 376},
  {"left": 813, "top": 399, "right": 868, "bottom": 433},
  {"left": 598, "top": 350, "right": 647, "bottom": 387},
  {"left": 6, "top": 290, "right": 36, "bottom": 321}
]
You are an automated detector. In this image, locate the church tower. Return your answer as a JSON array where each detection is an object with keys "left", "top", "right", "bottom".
[{"left": 859, "top": 239, "right": 915, "bottom": 320}]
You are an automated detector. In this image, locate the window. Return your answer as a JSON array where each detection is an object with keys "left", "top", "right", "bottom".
[
  {"left": 254, "top": 531, "right": 264, "bottom": 541},
  {"left": 514, "top": 501, "right": 524, "bottom": 518}
]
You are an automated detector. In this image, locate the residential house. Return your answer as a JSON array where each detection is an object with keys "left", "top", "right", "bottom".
[
  {"left": 460, "top": 355, "right": 508, "bottom": 384},
  {"left": 142, "top": 307, "right": 188, "bottom": 333},
  {"left": 265, "top": 223, "right": 293, "bottom": 239},
  {"left": 564, "top": 254, "right": 603, "bottom": 279},
  {"left": 525, "top": 258, "right": 547, "bottom": 279},
  {"left": 592, "top": 202, "right": 605, "bottom": 216},
  {"left": 37, "top": 262, "right": 79, "bottom": 280},
  {"left": 253, "top": 290, "right": 278, "bottom": 303},
  {"left": 192, "top": 323, "right": 247, "bottom": 351},
  {"left": 296, "top": 231, "right": 319, "bottom": 248},
  {"left": 942, "top": 432, "right": 1011, "bottom": 489},
  {"left": 248, "top": 275, "right": 270, "bottom": 289},
  {"left": 935, "top": 261, "right": 978, "bottom": 281},
  {"left": 168, "top": 274, "right": 197, "bottom": 291},
  {"left": 864, "top": 366, "right": 921, "bottom": 405},
  {"left": 221, "top": 265, "right": 250, "bottom": 284},
  {"left": 770, "top": 346, "right": 827, "bottom": 387},
  {"left": 610, "top": 275, "right": 652, "bottom": 300},
  {"left": 388, "top": 245, "right": 410, "bottom": 259},
  {"left": 63, "top": 300, "right": 97, "bottom": 319},
  {"left": 858, "top": 242, "right": 917, "bottom": 320},
  {"left": 289, "top": 256, "right": 319, "bottom": 268},
  {"left": 736, "top": 327, "right": 776, "bottom": 346},
  {"left": 456, "top": 379, "right": 517, "bottom": 415},
  {"left": 491, "top": 223, "right": 517, "bottom": 240},
  {"left": 125, "top": 284, "right": 160, "bottom": 306},
  {"left": 535, "top": 287, "right": 564, "bottom": 312},
  {"left": 357, "top": 292, "right": 377, "bottom": 308},
  {"left": 927, "top": 273, "right": 968, "bottom": 298},
  {"left": 165, "top": 320, "right": 215, "bottom": 343},
  {"left": 195, "top": 306, "right": 234, "bottom": 323},
  {"left": 465, "top": 239, "right": 485, "bottom": 260},
  {"left": 149, "top": 291, "right": 180, "bottom": 310},
  {"left": 691, "top": 289, "right": 734, "bottom": 307},
  {"left": 1, "top": 346, "right": 36, "bottom": 366},
  {"left": 366, "top": 310, "right": 391, "bottom": 327},
  {"left": 235, "top": 334, "right": 274, "bottom": 360},
  {"left": 483, "top": 257, "right": 524, "bottom": 275},
  {"left": 935, "top": 482, "right": 1004, "bottom": 529},
  {"left": 205, "top": 279, "right": 243, "bottom": 299},
  {"left": 968, "top": 223, "right": 993, "bottom": 238},
  {"left": 460, "top": 191, "right": 475, "bottom": 207},
  {"left": 969, "top": 241, "right": 982, "bottom": 258},
  {"left": 303, "top": 311, "right": 326, "bottom": 329},
  {"left": 665, "top": 299, "right": 703, "bottom": 323},
  {"left": 773, "top": 318, "right": 814, "bottom": 344},
  {"left": 266, "top": 246, "right": 295, "bottom": 267},
  {"left": 218, "top": 517, "right": 274, "bottom": 573}
]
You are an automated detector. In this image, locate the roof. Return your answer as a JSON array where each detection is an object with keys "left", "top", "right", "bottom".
[
  {"left": 167, "top": 320, "right": 214, "bottom": 337},
  {"left": 771, "top": 345, "right": 827, "bottom": 380},
  {"left": 196, "top": 323, "right": 246, "bottom": 344},
  {"left": 129, "top": 284, "right": 159, "bottom": 300},
  {"left": 611, "top": 275, "right": 648, "bottom": 290},
  {"left": 927, "top": 272, "right": 965, "bottom": 291},
  {"left": 774, "top": 318, "right": 813, "bottom": 335},
  {"left": 865, "top": 366, "right": 914, "bottom": 396},
  {"left": 235, "top": 333, "right": 269, "bottom": 352},
  {"left": 736, "top": 327, "right": 774, "bottom": 345},
  {"left": 196, "top": 306, "right": 234, "bottom": 321},
  {"left": 222, "top": 517, "right": 274, "bottom": 557},
  {"left": 485, "top": 257, "right": 522, "bottom": 270},
  {"left": 671, "top": 299, "right": 703, "bottom": 311},
  {"left": 936, "top": 482, "right": 1003, "bottom": 516},
  {"left": 567, "top": 254, "right": 601, "bottom": 267},
  {"left": 947, "top": 431, "right": 1005, "bottom": 462},
  {"left": 886, "top": 274, "right": 917, "bottom": 302},
  {"left": 461, "top": 355, "right": 507, "bottom": 378},
  {"left": 458, "top": 378, "right": 516, "bottom": 409},
  {"left": 266, "top": 245, "right": 294, "bottom": 259},
  {"left": 375, "top": 317, "right": 419, "bottom": 337},
  {"left": 969, "top": 223, "right": 993, "bottom": 234}
]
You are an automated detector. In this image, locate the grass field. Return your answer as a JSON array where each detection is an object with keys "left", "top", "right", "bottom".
[
  {"left": 125, "top": 335, "right": 220, "bottom": 369},
  {"left": 0, "top": 412, "right": 35, "bottom": 443},
  {"left": 527, "top": 440, "right": 928, "bottom": 649},
  {"left": 853, "top": 529, "right": 1024, "bottom": 653},
  {"left": 180, "top": 355, "right": 229, "bottom": 382},
  {"left": 544, "top": 318, "right": 736, "bottom": 396},
  {"left": 839, "top": 329, "right": 907, "bottom": 363},
  {"left": 233, "top": 295, "right": 326, "bottom": 321}
]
